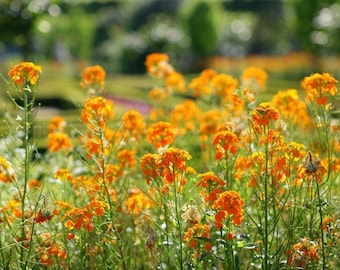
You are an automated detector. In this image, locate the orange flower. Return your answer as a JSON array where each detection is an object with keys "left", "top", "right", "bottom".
[
  {"left": 241, "top": 66, "right": 268, "bottom": 90},
  {"left": 251, "top": 102, "right": 279, "bottom": 126},
  {"left": 211, "top": 73, "right": 238, "bottom": 98},
  {"left": 8, "top": 62, "right": 42, "bottom": 91},
  {"left": 145, "top": 53, "right": 173, "bottom": 77},
  {"left": 196, "top": 171, "right": 225, "bottom": 204},
  {"left": 47, "top": 132, "right": 73, "bottom": 152},
  {"left": 196, "top": 171, "right": 225, "bottom": 189},
  {"left": 80, "top": 65, "right": 106, "bottom": 93},
  {"left": 287, "top": 238, "right": 319, "bottom": 268},
  {"left": 124, "top": 187, "right": 154, "bottom": 215},
  {"left": 140, "top": 153, "right": 160, "bottom": 184},
  {"left": 212, "top": 190, "right": 245, "bottom": 227},
  {"left": 189, "top": 69, "right": 216, "bottom": 98},
  {"left": 0, "top": 156, "right": 16, "bottom": 183},
  {"left": 48, "top": 116, "right": 67, "bottom": 133},
  {"left": 121, "top": 109, "right": 146, "bottom": 141},
  {"left": 199, "top": 109, "right": 222, "bottom": 135},
  {"left": 117, "top": 149, "right": 136, "bottom": 169},
  {"left": 183, "top": 223, "right": 211, "bottom": 251},
  {"left": 81, "top": 96, "right": 114, "bottom": 129},
  {"left": 149, "top": 87, "right": 168, "bottom": 103},
  {"left": 158, "top": 147, "right": 191, "bottom": 185},
  {"left": 212, "top": 130, "right": 239, "bottom": 160},
  {"left": 146, "top": 121, "right": 176, "bottom": 149},
  {"left": 271, "top": 89, "right": 311, "bottom": 127},
  {"left": 165, "top": 71, "right": 186, "bottom": 93},
  {"left": 170, "top": 100, "right": 201, "bottom": 133}
]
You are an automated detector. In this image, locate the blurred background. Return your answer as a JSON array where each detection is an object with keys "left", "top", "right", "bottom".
[{"left": 1, "top": 0, "right": 340, "bottom": 78}]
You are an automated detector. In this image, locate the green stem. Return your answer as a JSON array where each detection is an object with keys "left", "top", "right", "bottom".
[
  {"left": 315, "top": 173, "right": 326, "bottom": 270},
  {"left": 173, "top": 172, "right": 183, "bottom": 270},
  {"left": 21, "top": 89, "right": 32, "bottom": 269}
]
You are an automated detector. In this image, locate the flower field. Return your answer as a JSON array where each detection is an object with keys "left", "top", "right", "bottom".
[{"left": 0, "top": 53, "right": 339, "bottom": 269}]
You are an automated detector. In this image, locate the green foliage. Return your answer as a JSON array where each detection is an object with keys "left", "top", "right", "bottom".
[{"left": 186, "top": 1, "right": 218, "bottom": 57}]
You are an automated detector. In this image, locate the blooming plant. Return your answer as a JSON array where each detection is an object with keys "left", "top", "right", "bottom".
[{"left": 0, "top": 53, "right": 339, "bottom": 269}]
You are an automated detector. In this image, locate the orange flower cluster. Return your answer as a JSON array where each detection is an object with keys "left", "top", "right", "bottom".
[
  {"left": 189, "top": 69, "right": 216, "bottom": 98},
  {"left": 124, "top": 187, "right": 154, "bottom": 215},
  {"left": 241, "top": 66, "right": 268, "bottom": 90},
  {"left": 183, "top": 223, "right": 211, "bottom": 252},
  {"left": 250, "top": 102, "right": 279, "bottom": 126},
  {"left": 80, "top": 65, "right": 106, "bottom": 94},
  {"left": 271, "top": 89, "right": 311, "bottom": 127},
  {"left": 47, "top": 132, "right": 73, "bottom": 153},
  {"left": 47, "top": 116, "right": 73, "bottom": 153},
  {"left": 302, "top": 72, "right": 338, "bottom": 105},
  {"left": 141, "top": 147, "right": 191, "bottom": 188},
  {"left": 212, "top": 130, "right": 239, "bottom": 160},
  {"left": 121, "top": 109, "right": 146, "bottom": 142},
  {"left": 61, "top": 199, "right": 109, "bottom": 232},
  {"left": 212, "top": 190, "right": 245, "bottom": 228},
  {"left": 170, "top": 100, "right": 201, "bottom": 133},
  {"left": 81, "top": 96, "right": 115, "bottom": 130},
  {"left": 146, "top": 121, "right": 176, "bottom": 149},
  {"left": 48, "top": 116, "right": 66, "bottom": 133},
  {"left": 8, "top": 62, "right": 42, "bottom": 91},
  {"left": 196, "top": 172, "right": 225, "bottom": 204},
  {"left": 287, "top": 238, "right": 319, "bottom": 268},
  {"left": 145, "top": 53, "right": 173, "bottom": 77},
  {"left": 0, "top": 156, "right": 15, "bottom": 183},
  {"left": 37, "top": 233, "right": 67, "bottom": 266}
]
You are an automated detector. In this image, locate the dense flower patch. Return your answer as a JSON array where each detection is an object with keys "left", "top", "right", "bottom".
[{"left": 0, "top": 54, "right": 339, "bottom": 269}]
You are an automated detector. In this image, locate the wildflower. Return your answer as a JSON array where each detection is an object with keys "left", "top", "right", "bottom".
[
  {"left": 146, "top": 121, "right": 176, "bottom": 149},
  {"left": 241, "top": 66, "right": 268, "bottom": 90},
  {"left": 212, "top": 190, "right": 245, "bottom": 227},
  {"left": 165, "top": 71, "right": 186, "bottom": 93},
  {"left": 158, "top": 147, "right": 191, "bottom": 185},
  {"left": 211, "top": 73, "right": 238, "bottom": 98},
  {"left": 250, "top": 102, "right": 279, "bottom": 126},
  {"left": 81, "top": 96, "right": 114, "bottom": 129},
  {"left": 199, "top": 109, "right": 222, "bottom": 135},
  {"left": 149, "top": 87, "right": 168, "bottom": 102},
  {"left": 212, "top": 130, "right": 239, "bottom": 160},
  {"left": 183, "top": 223, "right": 211, "bottom": 251},
  {"left": 121, "top": 109, "right": 146, "bottom": 141},
  {"left": 48, "top": 116, "right": 67, "bottom": 133},
  {"left": 8, "top": 62, "right": 42, "bottom": 92},
  {"left": 80, "top": 65, "right": 106, "bottom": 94},
  {"left": 28, "top": 178, "right": 41, "bottom": 189},
  {"left": 140, "top": 153, "right": 160, "bottom": 184},
  {"left": 117, "top": 149, "right": 136, "bottom": 169},
  {"left": 0, "top": 156, "right": 16, "bottom": 183},
  {"left": 170, "top": 100, "right": 201, "bottom": 133},
  {"left": 47, "top": 132, "right": 73, "bottom": 152},
  {"left": 287, "top": 238, "right": 319, "bottom": 268},
  {"left": 189, "top": 69, "right": 216, "bottom": 98},
  {"left": 302, "top": 72, "right": 338, "bottom": 105},
  {"left": 124, "top": 187, "right": 154, "bottom": 215},
  {"left": 271, "top": 89, "right": 311, "bottom": 127},
  {"left": 196, "top": 171, "right": 226, "bottom": 204},
  {"left": 145, "top": 53, "right": 173, "bottom": 77}
]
